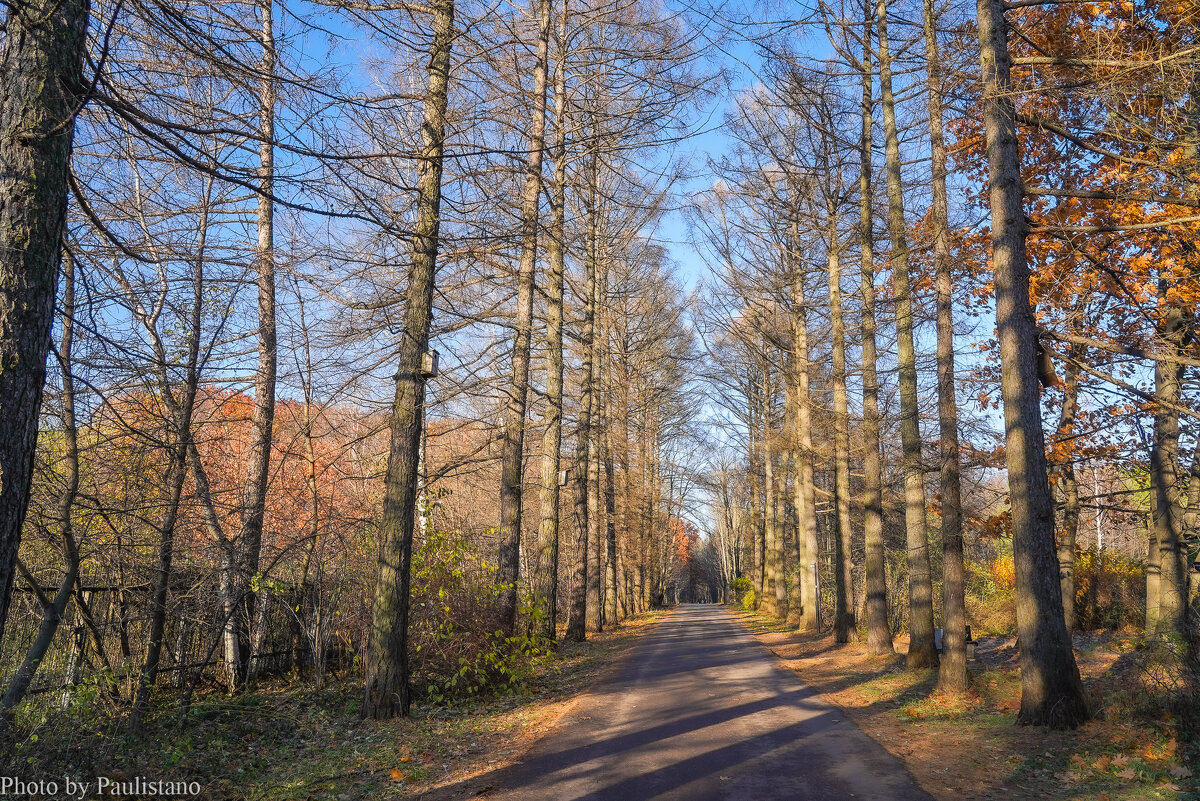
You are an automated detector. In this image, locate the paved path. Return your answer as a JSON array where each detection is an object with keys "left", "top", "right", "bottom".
[{"left": 483, "top": 605, "right": 932, "bottom": 801}]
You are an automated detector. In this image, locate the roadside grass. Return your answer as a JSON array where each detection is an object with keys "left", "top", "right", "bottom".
[
  {"left": 731, "top": 607, "right": 1199, "bottom": 801},
  {"left": 2, "top": 611, "right": 666, "bottom": 800}
]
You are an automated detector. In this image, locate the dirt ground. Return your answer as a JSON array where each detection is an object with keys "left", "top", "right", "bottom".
[{"left": 730, "top": 608, "right": 1199, "bottom": 801}]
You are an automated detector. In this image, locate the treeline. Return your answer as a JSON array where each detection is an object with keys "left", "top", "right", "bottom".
[
  {"left": 0, "top": 0, "right": 709, "bottom": 726},
  {"left": 691, "top": 0, "right": 1200, "bottom": 730}
]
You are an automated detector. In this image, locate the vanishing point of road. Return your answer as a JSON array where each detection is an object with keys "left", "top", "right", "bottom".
[{"left": 472, "top": 604, "right": 933, "bottom": 800}]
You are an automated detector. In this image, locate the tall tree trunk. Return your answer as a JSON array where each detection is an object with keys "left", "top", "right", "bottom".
[
  {"left": 975, "top": 0, "right": 1088, "bottom": 728},
  {"left": 749, "top": 395, "right": 765, "bottom": 607},
  {"left": 362, "top": 0, "right": 455, "bottom": 719},
  {"left": 0, "top": 0, "right": 90, "bottom": 650},
  {"left": 784, "top": 370, "right": 804, "bottom": 625},
  {"left": 604, "top": 418, "right": 619, "bottom": 624},
  {"left": 565, "top": 160, "right": 596, "bottom": 642},
  {"left": 790, "top": 224, "right": 821, "bottom": 632},
  {"left": 858, "top": 8, "right": 894, "bottom": 655},
  {"left": 924, "top": 0, "right": 967, "bottom": 692},
  {"left": 762, "top": 372, "right": 782, "bottom": 617},
  {"left": 534, "top": 0, "right": 568, "bottom": 642},
  {"left": 877, "top": 0, "right": 938, "bottom": 669},
  {"left": 586, "top": 184, "right": 604, "bottom": 632},
  {"left": 1152, "top": 282, "right": 1189, "bottom": 638},
  {"left": 2, "top": 255, "right": 82, "bottom": 710},
  {"left": 1147, "top": 500, "right": 1160, "bottom": 632},
  {"left": 827, "top": 222, "right": 856, "bottom": 644},
  {"left": 1051, "top": 358, "right": 1081, "bottom": 631},
  {"left": 498, "top": 0, "right": 552, "bottom": 633},
  {"left": 230, "top": 0, "right": 279, "bottom": 689},
  {"left": 770, "top": 445, "right": 788, "bottom": 615},
  {"left": 597, "top": 264, "right": 618, "bottom": 625}
]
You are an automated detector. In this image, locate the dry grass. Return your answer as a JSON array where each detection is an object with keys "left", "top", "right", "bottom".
[{"left": 1, "top": 612, "right": 666, "bottom": 800}]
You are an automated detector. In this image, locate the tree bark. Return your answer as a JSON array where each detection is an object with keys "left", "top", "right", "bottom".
[
  {"left": 877, "top": 0, "right": 938, "bottom": 669},
  {"left": 762, "top": 371, "right": 784, "bottom": 617},
  {"left": 925, "top": 0, "right": 968, "bottom": 692},
  {"left": 362, "top": 0, "right": 455, "bottom": 719},
  {"left": 790, "top": 223, "right": 821, "bottom": 632},
  {"left": 0, "top": 0, "right": 90, "bottom": 650},
  {"left": 975, "top": 0, "right": 1088, "bottom": 727},
  {"left": 1050, "top": 358, "right": 1080, "bottom": 631},
  {"left": 828, "top": 221, "right": 856, "bottom": 643},
  {"left": 1151, "top": 281, "right": 1189, "bottom": 638},
  {"left": 585, "top": 166, "right": 604, "bottom": 633},
  {"left": 749, "top": 393, "right": 765, "bottom": 607},
  {"left": 231, "top": 0, "right": 279, "bottom": 689},
  {"left": 565, "top": 160, "right": 596, "bottom": 642},
  {"left": 858, "top": 9, "right": 894, "bottom": 655},
  {"left": 604, "top": 415, "right": 619, "bottom": 625},
  {"left": 2, "top": 254, "right": 81, "bottom": 710},
  {"left": 534, "top": 0, "right": 568, "bottom": 642},
  {"left": 498, "top": 0, "right": 552, "bottom": 632}
]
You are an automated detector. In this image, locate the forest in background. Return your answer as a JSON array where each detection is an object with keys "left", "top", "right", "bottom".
[{"left": 0, "top": 0, "right": 1198, "bottom": 765}]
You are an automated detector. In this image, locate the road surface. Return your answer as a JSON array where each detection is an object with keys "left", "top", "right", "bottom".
[{"left": 479, "top": 604, "right": 932, "bottom": 801}]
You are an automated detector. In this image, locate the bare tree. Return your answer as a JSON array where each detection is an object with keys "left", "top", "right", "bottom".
[
  {"left": 498, "top": 0, "right": 552, "bottom": 633},
  {"left": 924, "top": 0, "right": 968, "bottom": 692},
  {"left": 876, "top": 0, "right": 937, "bottom": 669},
  {"left": 363, "top": 0, "right": 456, "bottom": 720}
]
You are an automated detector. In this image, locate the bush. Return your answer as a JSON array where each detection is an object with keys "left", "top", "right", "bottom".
[
  {"left": 731, "top": 577, "right": 753, "bottom": 605},
  {"left": 409, "top": 527, "right": 548, "bottom": 703},
  {"left": 1073, "top": 546, "right": 1145, "bottom": 630},
  {"left": 965, "top": 546, "right": 1017, "bottom": 635},
  {"left": 741, "top": 587, "right": 757, "bottom": 611}
]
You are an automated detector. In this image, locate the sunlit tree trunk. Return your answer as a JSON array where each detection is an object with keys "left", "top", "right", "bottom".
[
  {"left": 362, "top": 0, "right": 455, "bottom": 719},
  {"left": 877, "top": 0, "right": 937, "bottom": 668},
  {"left": 565, "top": 162, "right": 596, "bottom": 642},
  {"left": 534, "top": 0, "right": 568, "bottom": 642},
  {"left": 1050, "top": 358, "right": 1081, "bottom": 631},
  {"left": 229, "top": 0, "right": 279, "bottom": 690},
  {"left": 975, "top": 0, "right": 1088, "bottom": 727},
  {"left": 858, "top": 9, "right": 893, "bottom": 655},
  {"left": 499, "top": 0, "right": 553, "bottom": 633},
  {"left": 762, "top": 369, "right": 783, "bottom": 617},
  {"left": 924, "top": 0, "right": 967, "bottom": 691},
  {"left": 790, "top": 224, "right": 820, "bottom": 631}
]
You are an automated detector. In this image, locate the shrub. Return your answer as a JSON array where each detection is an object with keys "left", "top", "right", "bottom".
[
  {"left": 731, "top": 577, "right": 753, "bottom": 605},
  {"left": 408, "top": 527, "right": 548, "bottom": 703},
  {"left": 741, "top": 587, "right": 757, "bottom": 611},
  {"left": 1073, "top": 546, "right": 1145, "bottom": 630},
  {"left": 964, "top": 546, "right": 1017, "bottom": 635}
]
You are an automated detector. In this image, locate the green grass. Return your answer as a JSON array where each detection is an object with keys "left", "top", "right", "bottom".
[{"left": 2, "top": 611, "right": 667, "bottom": 800}]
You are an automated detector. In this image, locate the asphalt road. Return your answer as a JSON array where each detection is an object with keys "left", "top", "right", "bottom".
[{"left": 481, "top": 604, "right": 933, "bottom": 801}]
